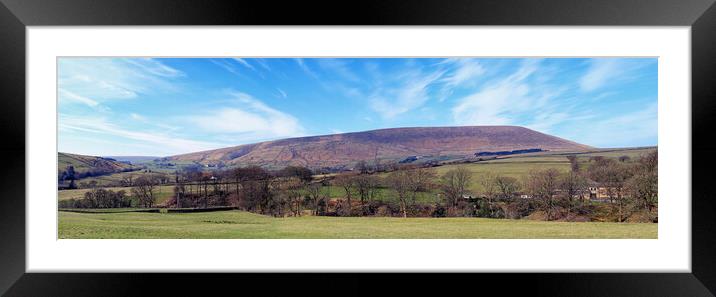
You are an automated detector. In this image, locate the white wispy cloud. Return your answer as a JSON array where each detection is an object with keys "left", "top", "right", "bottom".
[
  {"left": 232, "top": 58, "right": 256, "bottom": 71},
  {"left": 317, "top": 59, "right": 361, "bottom": 82},
  {"left": 276, "top": 88, "right": 288, "bottom": 99},
  {"left": 369, "top": 68, "right": 445, "bottom": 119},
  {"left": 129, "top": 113, "right": 145, "bottom": 121},
  {"left": 123, "top": 58, "right": 185, "bottom": 78},
  {"left": 564, "top": 103, "right": 658, "bottom": 147},
  {"left": 369, "top": 66, "right": 446, "bottom": 119},
  {"left": 254, "top": 59, "right": 271, "bottom": 71},
  {"left": 58, "top": 88, "right": 100, "bottom": 107},
  {"left": 295, "top": 58, "right": 319, "bottom": 79},
  {"left": 187, "top": 92, "right": 305, "bottom": 142},
  {"left": 434, "top": 58, "right": 487, "bottom": 101},
  {"left": 320, "top": 58, "right": 486, "bottom": 119},
  {"left": 58, "top": 58, "right": 184, "bottom": 104},
  {"left": 225, "top": 58, "right": 272, "bottom": 78},
  {"left": 452, "top": 59, "right": 544, "bottom": 126},
  {"left": 363, "top": 58, "right": 488, "bottom": 119},
  {"left": 129, "top": 112, "right": 180, "bottom": 131},
  {"left": 579, "top": 58, "right": 654, "bottom": 92},
  {"left": 59, "top": 114, "right": 223, "bottom": 155},
  {"left": 211, "top": 59, "right": 242, "bottom": 75},
  {"left": 441, "top": 58, "right": 486, "bottom": 89},
  {"left": 579, "top": 59, "right": 620, "bottom": 92}
]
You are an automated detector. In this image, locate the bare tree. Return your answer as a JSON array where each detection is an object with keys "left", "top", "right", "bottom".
[
  {"left": 132, "top": 175, "right": 157, "bottom": 208},
  {"left": 387, "top": 169, "right": 413, "bottom": 218},
  {"left": 412, "top": 167, "right": 437, "bottom": 193},
  {"left": 277, "top": 176, "right": 304, "bottom": 217},
  {"left": 440, "top": 167, "right": 472, "bottom": 211},
  {"left": 626, "top": 151, "right": 658, "bottom": 212},
  {"left": 279, "top": 166, "right": 314, "bottom": 184},
  {"left": 121, "top": 173, "right": 135, "bottom": 187},
  {"left": 494, "top": 176, "right": 519, "bottom": 200},
  {"left": 588, "top": 158, "right": 632, "bottom": 221},
  {"left": 559, "top": 171, "right": 588, "bottom": 215},
  {"left": 199, "top": 173, "right": 211, "bottom": 208},
  {"left": 525, "top": 168, "right": 560, "bottom": 220},
  {"left": 353, "top": 174, "right": 380, "bottom": 209},
  {"left": 566, "top": 155, "right": 580, "bottom": 172},
  {"left": 480, "top": 173, "right": 498, "bottom": 216},
  {"left": 333, "top": 173, "right": 356, "bottom": 214},
  {"left": 233, "top": 166, "right": 271, "bottom": 214},
  {"left": 387, "top": 167, "right": 436, "bottom": 218},
  {"left": 306, "top": 182, "right": 329, "bottom": 215}
]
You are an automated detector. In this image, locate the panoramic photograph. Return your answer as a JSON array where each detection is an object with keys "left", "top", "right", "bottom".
[{"left": 57, "top": 57, "right": 658, "bottom": 239}]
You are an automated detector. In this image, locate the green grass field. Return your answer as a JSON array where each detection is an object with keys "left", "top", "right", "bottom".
[{"left": 58, "top": 210, "right": 657, "bottom": 239}]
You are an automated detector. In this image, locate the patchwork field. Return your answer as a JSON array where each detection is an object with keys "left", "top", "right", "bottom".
[
  {"left": 58, "top": 147, "right": 658, "bottom": 239},
  {"left": 58, "top": 185, "right": 175, "bottom": 205},
  {"left": 58, "top": 147, "right": 657, "bottom": 207},
  {"left": 58, "top": 210, "right": 657, "bottom": 239}
]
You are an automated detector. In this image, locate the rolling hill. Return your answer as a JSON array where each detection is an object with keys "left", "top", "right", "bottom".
[
  {"left": 169, "top": 126, "right": 592, "bottom": 168},
  {"left": 58, "top": 152, "right": 136, "bottom": 178}
]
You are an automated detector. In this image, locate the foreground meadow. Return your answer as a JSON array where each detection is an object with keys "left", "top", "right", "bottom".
[{"left": 59, "top": 210, "right": 657, "bottom": 239}]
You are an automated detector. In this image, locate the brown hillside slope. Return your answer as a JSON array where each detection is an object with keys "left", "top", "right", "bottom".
[
  {"left": 58, "top": 152, "right": 134, "bottom": 175},
  {"left": 169, "top": 126, "right": 592, "bottom": 168}
]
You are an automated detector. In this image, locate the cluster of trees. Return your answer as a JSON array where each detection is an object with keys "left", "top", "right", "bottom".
[
  {"left": 584, "top": 152, "right": 658, "bottom": 221},
  {"left": 131, "top": 175, "right": 162, "bottom": 208},
  {"left": 58, "top": 165, "right": 77, "bottom": 189},
  {"left": 58, "top": 165, "right": 142, "bottom": 189},
  {"left": 167, "top": 165, "right": 319, "bottom": 217},
  {"left": 457, "top": 151, "right": 658, "bottom": 222},
  {"left": 60, "top": 174, "right": 166, "bottom": 209},
  {"left": 321, "top": 152, "right": 657, "bottom": 222},
  {"left": 119, "top": 172, "right": 170, "bottom": 187},
  {"left": 58, "top": 188, "right": 132, "bottom": 209}
]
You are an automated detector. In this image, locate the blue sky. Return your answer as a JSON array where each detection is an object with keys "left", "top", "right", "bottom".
[{"left": 58, "top": 57, "right": 658, "bottom": 156}]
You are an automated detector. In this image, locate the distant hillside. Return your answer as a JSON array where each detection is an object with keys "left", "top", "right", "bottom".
[
  {"left": 58, "top": 152, "right": 136, "bottom": 179},
  {"left": 103, "top": 156, "right": 160, "bottom": 164},
  {"left": 169, "top": 126, "right": 592, "bottom": 169}
]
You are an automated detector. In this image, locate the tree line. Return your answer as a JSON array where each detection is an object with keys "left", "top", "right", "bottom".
[{"left": 59, "top": 151, "right": 657, "bottom": 222}]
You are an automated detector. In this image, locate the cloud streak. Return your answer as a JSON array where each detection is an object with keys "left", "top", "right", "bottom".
[
  {"left": 564, "top": 103, "right": 658, "bottom": 147},
  {"left": 187, "top": 92, "right": 305, "bottom": 142},
  {"left": 579, "top": 58, "right": 655, "bottom": 92},
  {"left": 295, "top": 58, "right": 319, "bottom": 79},
  {"left": 59, "top": 114, "right": 224, "bottom": 156},
  {"left": 59, "top": 88, "right": 100, "bottom": 107},
  {"left": 233, "top": 58, "right": 256, "bottom": 71},
  {"left": 579, "top": 59, "right": 620, "bottom": 92},
  {"left": 452, "top": 59, "right": 545, "bottom": 126},
  {"left": 369, "top": 68, "right": 446, "bottom": 119},
  {"left": 58, "top": 58, "right": 184, "bottom": 104}
]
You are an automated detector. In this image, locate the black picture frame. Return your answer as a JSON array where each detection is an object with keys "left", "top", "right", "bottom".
[{"left": 1, "top": 0, "right": 715, "bottom": 296}]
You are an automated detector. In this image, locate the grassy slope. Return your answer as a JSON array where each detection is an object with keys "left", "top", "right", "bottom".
[
  {"left": 58, "top": 152, "right": 133, "bottom": 173},
  {"left": 58, "top": 210, "right": 657, "bottom": 239}
]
